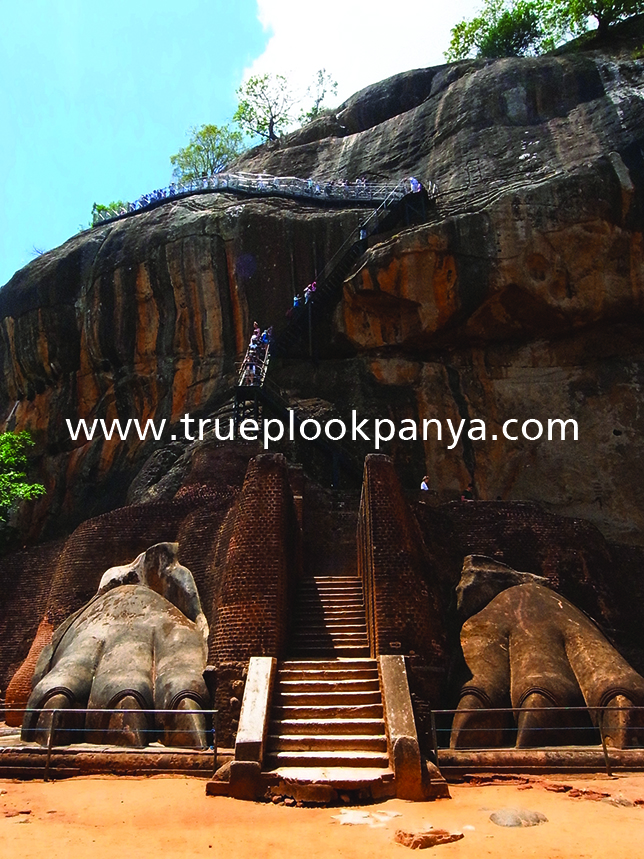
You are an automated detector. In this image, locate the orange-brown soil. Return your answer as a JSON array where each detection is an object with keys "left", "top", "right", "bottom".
[{"left": 1, "top": 773, "right": 643, "bottom": 858}]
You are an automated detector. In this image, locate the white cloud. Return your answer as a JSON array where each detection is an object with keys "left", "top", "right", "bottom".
[{"left": 245, "top": 0, "right": 484, "bottom": 104}]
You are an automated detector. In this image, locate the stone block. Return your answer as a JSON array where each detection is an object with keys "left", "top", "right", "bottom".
[
  {"left": 229, "top": 760, "right": 262, "bottom": 801},
  {"left": 234, "top": 656, "right": 276, "bottom": 764}
]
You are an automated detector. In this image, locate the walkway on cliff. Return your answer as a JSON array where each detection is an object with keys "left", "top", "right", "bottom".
[
  {"left": 91, "top": 171, "right": 438, "bottom": 225},
  {"left": 230, "top": 181, "right": 432, "bottom": 486}
]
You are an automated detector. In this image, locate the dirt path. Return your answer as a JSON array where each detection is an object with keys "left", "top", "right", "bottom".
[{"left": 1, "top": 773, "right": 643, "bottom": 859}]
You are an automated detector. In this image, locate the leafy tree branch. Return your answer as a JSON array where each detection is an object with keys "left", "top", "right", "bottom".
[
  {"left": 0, "top": 431, "right": 45, "bottom": 522},
  {"left": 170, "top": 124, "right": 244, "bottom": 182}
]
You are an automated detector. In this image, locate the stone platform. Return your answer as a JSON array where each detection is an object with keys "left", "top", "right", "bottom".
[
  {"left": 0, "top": 726, "right": 232, "bottom": 779},
  {"left": 438, "top": 746, "right": 644, "bottom": 776}
]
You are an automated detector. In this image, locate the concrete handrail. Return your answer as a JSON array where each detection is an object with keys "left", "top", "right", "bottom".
[
  {"left": 379, "top": 654, "right": 429, "bottom": 801},
  {"left": 234, "top": 656, "right": 276, "bottom": 764}
]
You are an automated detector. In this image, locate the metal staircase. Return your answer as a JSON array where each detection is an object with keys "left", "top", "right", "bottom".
[{"left": 271, "top": 184, "right": 430, "bottom": 358}]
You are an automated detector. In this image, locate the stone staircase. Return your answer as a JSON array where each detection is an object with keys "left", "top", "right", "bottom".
[
  {"left": 289, "top": 575, "right": 370, "bottom": 658},
  {"left": 264, "top": 576, "right": 391, "bottom": 781},
  {"left": 265, "top": 658, "right": 389, "bottom": 770}
]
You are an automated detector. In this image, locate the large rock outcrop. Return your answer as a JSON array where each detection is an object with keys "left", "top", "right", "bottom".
[{"left": 1, "top": 37, "right": 644, "bottom": 548}]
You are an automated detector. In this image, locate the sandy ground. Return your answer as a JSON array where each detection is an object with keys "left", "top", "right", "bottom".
[{"left": 1, "top": 773, "right": 644, "bottom": 859}]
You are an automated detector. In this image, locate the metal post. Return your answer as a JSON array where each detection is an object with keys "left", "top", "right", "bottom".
[
  {"left": 429, "top": 709, "right": 439, "bottom": 765},
  {"left": 44, "top": 709, "right": 59, "bottom": 782},
  {"left": 212, "top": 711, "right": 218, "bottom": 775},
  {"left": 598, "top": 709, "right": 613, "bottom": 777}
]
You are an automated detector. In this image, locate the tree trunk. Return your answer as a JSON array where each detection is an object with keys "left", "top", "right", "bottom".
[{"left": 596, "top": 14, "right": 610, "bottom": 39}]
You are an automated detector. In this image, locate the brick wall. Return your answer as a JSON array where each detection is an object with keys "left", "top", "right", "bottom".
[
  {"left": 414, "top": 500, "right": 620, "bottom": 635},
  {"left": 207, "top": 453, "right": 299, "bottom": 745},
  {"left": 357, "top": 455, "right": 446, "bottom": 677},
  {"left": 3, "top": 489, "right": 237, "bottom": 715},
  {"left": 0, "top": 539, "right": 65, "bottom": 697},
  {"left": 208, "top": 453, "right": 299, "bottom": 663}
]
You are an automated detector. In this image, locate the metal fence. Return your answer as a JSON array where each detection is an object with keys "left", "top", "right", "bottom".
[
  {"left": 428, "top": 705, "right": 644, "bottom": 774},
  {"left": 1, "top": 707, "right": 218, "bottom": 780},
  {"left": 92, "top": 172, "right": 438, "bottom": 225}
]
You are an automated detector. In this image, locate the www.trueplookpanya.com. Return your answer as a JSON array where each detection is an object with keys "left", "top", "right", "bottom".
[{"left": 66, "top": 412, "right": 578, "bottom": 450}]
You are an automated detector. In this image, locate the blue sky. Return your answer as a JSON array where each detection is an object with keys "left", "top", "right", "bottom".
[{"left": 0, "top": 0, "right": 481, "bottom": 286}]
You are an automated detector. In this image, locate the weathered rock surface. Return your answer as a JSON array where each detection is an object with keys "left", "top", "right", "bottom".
[
  {"left": 1, "top": 32, "right": 644, "bottom": 551},
  {"left": 394, "top": 827, "right": 464, "bottom": 848},
  {"left": 451, "top": 580, "right": 644, "bottom": 749},
  {"left": 489, "top": 807, "right": 548, "bottom": 827}
]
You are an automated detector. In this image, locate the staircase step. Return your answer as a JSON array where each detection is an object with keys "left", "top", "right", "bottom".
[
  {"left": 277, "top": 679, "right": 379, "bottom": 693},
  {"left": 290, "top": 629, "right": 367, "bottom": 637},
  {"left": 286, "top": 644, "right": 371, "bottom": 652},
  {"left": 295, "top": 616, "right": 366, "bottom": 623},
  {"left": 299, "top": 582, "right": 363, "bottom": 589},
  {"left": 275, "top": 690, "right": 382, "bottom": 706},
  {"left": 277, "top": 668, "right": 377, "bottom": 681},
  {"left": 291, "top": 643, "right": 370, "bottom": 653},
  {"left": 297, "top": 589, "right": 363, "bottom": 596},
  {"left": 290, "top": 650, "right": 371, "bottom": 659},
  {"left": 300, "top": 583, "right": 362, "bottom": 598},
  {"left": 281, "top": 659, "right": 376, "bottom": 670},
  {"left": 299, "top": 585, "right": 363, "bottom": 591},
  {"left": 268, "top": 734, "right": 387, "bottom": 752},
  {"left": 289, "top": 648, "right": 370, "bottom": 656},
  {"left": 309, "top": 577, "right": 364, "bottom": 582},
  {"left": 262, "top": 765, "right": 394, "bottom": 784},
  {"left": 290, "top": 623, "right": 368, "bottom": 633},
  {"left": 265, "top": 750, "right": 390, "bottom": 768},
  {"left": 297, "top": 600, "right": 364, "bottom": 608},
  {"left": 296, "top": 605, "right": 365, "bottom": 613},
  {"left": 274, "top": 704, "right": 384, "bottom": 719},
  {"left": 275, "top": 718, "right": 385, "bottom": 734},
  {"left": 300, "top": 586, "right": 363, "bottom": 593},
  {"left": 290, "top": 635, "right": 368, "bottom": 643}
]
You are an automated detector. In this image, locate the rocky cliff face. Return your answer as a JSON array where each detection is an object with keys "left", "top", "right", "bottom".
[{"left": 1, "top": 43, "right": 644, "bottom": 545}]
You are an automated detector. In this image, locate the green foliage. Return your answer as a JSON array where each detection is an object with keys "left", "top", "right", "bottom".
[
  {"left": 446, "top": 14, "right": 489, "bottom": 60},
  {"left": 91, "top": 200, "right": 128, "bottom": 226},
  {"left": 234, "top": 69, "right": 339, "bottom": 141},
  {"left": 564, "top": 0, "right": 644, "bottom": 36},
  {"left": 0, "top": 431, "right": 45, "bottom": 521},
  {"left": 234, "top": 73, "right": 299, "bottom": 141},
  {"left": 170, "top": 124, "right": 244, "bottom": 182},
  {"left": 299, "top": 69, "right": 338, "bottom": 124},
  {"left": 477, "top": 2, "right": 543, "bottom": 56},
  {"left": 445, "top": 0, "right": 644, "bottom": 60},
  {"left": 446, "top": 0, "right": 546, "bottom": 59}
]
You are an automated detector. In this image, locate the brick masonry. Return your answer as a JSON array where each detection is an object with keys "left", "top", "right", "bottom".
[
  {"left": 357, "top": 454, "right": 447, "bottom": 672},
  {"left": 4, "top": 446, "right": 644, "bottom": 753},
  {"left": 207, "top": 453, "right": 299, "bottom": 745}
]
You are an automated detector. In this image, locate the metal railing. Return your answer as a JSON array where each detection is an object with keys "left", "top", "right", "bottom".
[
  {"left": 427, "top": 705, "right": 644, "bottom": 775},
  {"left": 92, "top": 171, "right": 438, "bottom": 225},
  {"left": 237, "top": 342, "right": 271, "bottom": 388},
  {"left": 2, "top": 707, "right": 218, "bottom": 780}
]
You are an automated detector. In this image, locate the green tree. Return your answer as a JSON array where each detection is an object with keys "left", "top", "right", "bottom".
[
  {"left": 446, "top": 0, "right": 551, "bottom": 59},
  {"left": 170, "top": 123, "right": 244, "bottom": 182},
  {"left": 234, "top": 73, "right": 298, "bottom": 141},
  {"left": 299, "top": 68, "right": 338, "bottom": 124},
  {"left": 445, "top": 0, "right": 644, "bottom": 61},
  {"left": 91, "top": 200, "right": 128, "bottom": 226},
  {"left": 0, "top": 431, "right": 45, "bottom": 522},
  {"left": 564, "top": 0, "right": 644, "bottom": 37},
  {"left": 477, "top": 2, "right": 543, "bottom": 55}
]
